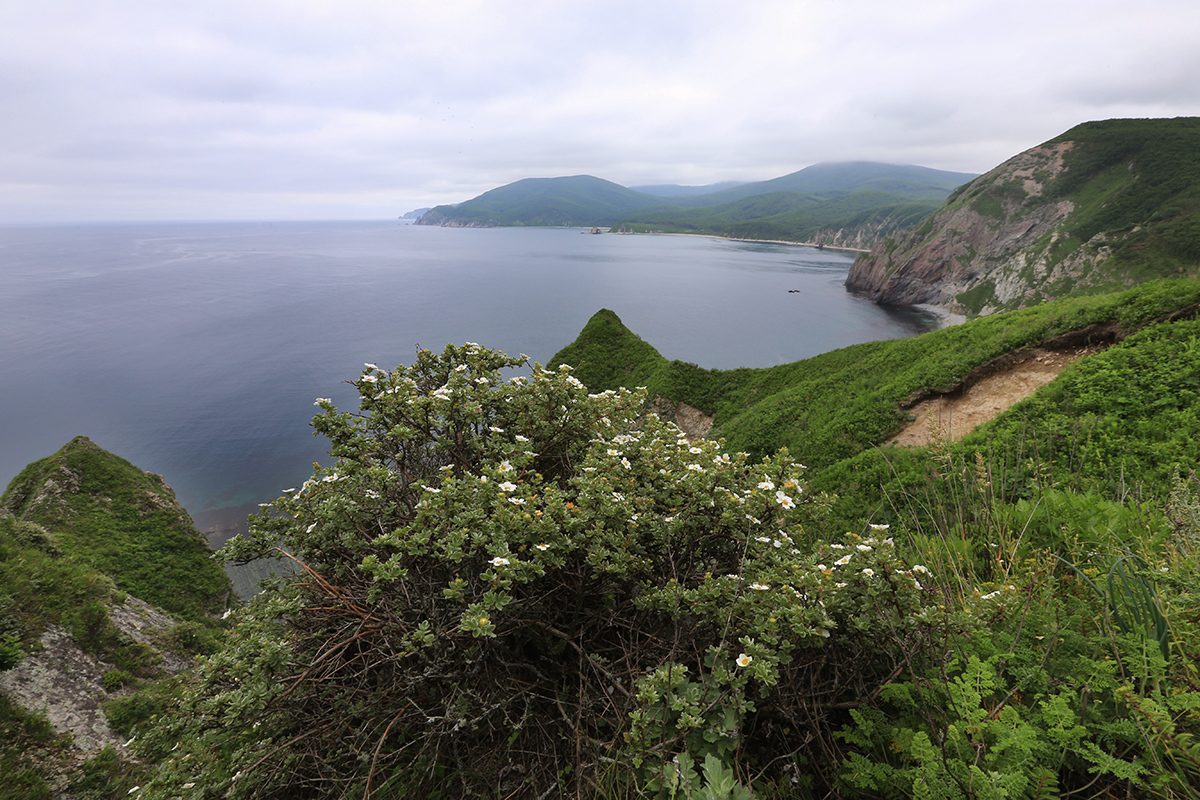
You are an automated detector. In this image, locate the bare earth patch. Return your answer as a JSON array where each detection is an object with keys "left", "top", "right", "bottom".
[{"left": 893, "top": 345, "right": 1103, "bottom": 447}]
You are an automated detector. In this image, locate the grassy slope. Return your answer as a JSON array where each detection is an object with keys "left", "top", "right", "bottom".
[
  {"left": 550, "top": 279, "right": 1200, "bottom": 519},
  {"left": 1, "top": 437, "right": 230, "bottom": 620},
  {"left": 612, "top": 189, "right": 939, "bottom": 243}
]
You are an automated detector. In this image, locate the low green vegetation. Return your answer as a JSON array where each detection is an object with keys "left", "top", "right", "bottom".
[
  {"left": 611, "top": 190, "right": 938, "bottom": 246},
  {"left": 118, "top": 281, "right": 1200, "bottom": 797},
  {"left": 7, "top": 273, "right": 1200, "bottom": 796},
  {"left": 1, "top": 436, "right": 230, "bottom": 620}
]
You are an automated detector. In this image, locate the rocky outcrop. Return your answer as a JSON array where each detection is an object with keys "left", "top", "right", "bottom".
[
  {"left": 847, "top": 118, "right": 1200, "bottom": 314},
  {"left": 0, "top": 595, "right": 190, "bottom": 758},
  {"left": 846, "top": 141, "right": 1092, "bottom": 314}
]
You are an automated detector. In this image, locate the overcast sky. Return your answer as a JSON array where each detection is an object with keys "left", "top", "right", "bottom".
[{"left": 2, "top": 0, "right": 1198, "bottom": 222}]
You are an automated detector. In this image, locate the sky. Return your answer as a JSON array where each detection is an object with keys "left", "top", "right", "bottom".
[{"left": 2, "top": 0, "right": 1198, "bottom": 223}]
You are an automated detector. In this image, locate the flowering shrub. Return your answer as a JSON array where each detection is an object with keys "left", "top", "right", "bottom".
[{"left": 132, "top": 343, "right": 949, "bottom": 799}]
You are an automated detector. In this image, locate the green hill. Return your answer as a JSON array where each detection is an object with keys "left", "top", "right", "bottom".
[
  {"left": 415, "top": 163, "right": 977, "bottom": 247},
  {"left": 416, "top": 175, "right": 666, "bottom": 227},
  {"left": 551, "top": 279, "right": 1200, "bottom": 520},
  {"left": 847, "top": 117, "right": 1200, "bottom": 313},
  {"left": 666, "top": 160, "right": 976, "bottom": 208},
  {"left": 1, "top": 437, "right": 230, "bottom": 621},
  {"left": 611, "top": 189, "right": 941, "bottom": 248}
]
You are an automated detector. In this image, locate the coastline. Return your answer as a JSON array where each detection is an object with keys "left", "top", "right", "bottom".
[
  {"left": 915, "top": 302, "right": 966, "bottom": 328},
  {"left": 607, "top": 228, "right": 869, "bottom": 254}
]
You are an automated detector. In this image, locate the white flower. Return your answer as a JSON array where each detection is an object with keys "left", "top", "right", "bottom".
[
  {"left": 124, "top": 736, "right": 136, "bottom": 747},
  {"left": 912, "top": 565, "right": 931, "bottom": 575},
  {"left": 498, "top": 481, "right": 517, "bottom": 492},
  {"left": 856, "top": 544, "right": 873, "bottom": 552},
  {"left": 490, "top": 557, "right": 510, "bottom": 567},
  {"left": 756, "top": 536, "right": 771, "bottom": 543},
  {"left": 611, "top": 492, "right": 624, "bottom": 501},
  {"left": 757, "top": 479, "right": 775, "bottom": 490},
  {"left": 454, "top": 363, "right": 468, "bottom": 372},
  {"left": 515, "top": 435, "right": 530, "bottom": 442},
  {"left": 607, "top": 449, "right": 621, "bottom": 456},
  {"left": 499, "top": 460, "right": 513, "bottom": 473},
  {"left": 689, "top": 446, "right": 703, "bottom": 454},
  {"left": 869, "top": 523, "right": 890, "bottom": 531},
  {"left": 536, "top": 543, "right": 549, "bottom": 551},
  {"left": 508, "top": 497, "right": 525, "bottom": 505},
  {"left": 750, "top": 583, "right": 770, "bottom": 591},
  {"left": 364, "top": 362, "right": 378, "bottom": 370},
  {"left": 314, "top": 397, "right": 332, "bottom": 406},
  {"left": 182, "top": 784, "right": 195, "bottom": 790},
  {"left": 423, "top": 486, "right": 440, "bottom": 493},
  {"left": 127, "top": 788, "right": 140, "bottom": 795},
  {"left": 621, "top": 458, "right": 631, "bottom": 470},
  {"left": 980, "top": 590, "right": 1001, "bottom": 600},
  {"left": 687, "top": 463, "right": 703, "bottom": 471},
  {"left": 489, "top": 425, "right": 504, "bottom": 433},
  {"left": 776, "top": 491, "right": 795, "bottom": 509},
  {"left": 361, "top": 374, "right": 377, "bottom": 383},
  {"left": 830, "top": 543, "right": 845, "bottom": 550},
  {"left": 835, "top": 555, "right": 852, "bottom": 566},
  {"left": 567, "top": 375, "right": 584, "bottom": 387},
  {"left": 475, "top": 377, "right": 489, "bottom": 384},
  {"left": 817, "top": 629, "right": 831, "bottom": 639},
  {"left": 736, "top": 653, "right": 753, "bottom": 667},
  {"left": 714, "top": 453, "right": 731, "bottom": 464},
  {"left": 862, "top": 568, "right": 875, "bottom": 577}
]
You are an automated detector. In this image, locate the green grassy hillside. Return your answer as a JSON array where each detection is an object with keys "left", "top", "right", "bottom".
[
  {"left": 667, "top": 160, "right": 975, "bottom": 207},
  {"left": 551, "top": 279, "right": 1200, "bottom": 507},
  {"left": 612, "top": 189, "right": 939, "bottom": 244},
  {"left": 1, "top": 437, "right": 230, "bottom": 621}
]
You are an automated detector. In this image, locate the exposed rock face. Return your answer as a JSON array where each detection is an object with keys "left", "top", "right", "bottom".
[
  {"left": 846, "top": 142, "right": 1088, "bottom": 314},
  {"left": 0, "top": 595, "right": 187, "bottom": 758}
]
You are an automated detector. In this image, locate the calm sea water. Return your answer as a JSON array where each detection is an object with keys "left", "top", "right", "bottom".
[{"left": 0, "top": 221, "right": 935, "bottom": 515}]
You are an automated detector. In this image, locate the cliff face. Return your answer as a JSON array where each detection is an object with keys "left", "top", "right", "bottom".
[
  {"left": 846, "top": 118, "right": 1200, "bottom": 315},
  {"left": 846, "top": 143, "right": 1084, "bottom": 313}
]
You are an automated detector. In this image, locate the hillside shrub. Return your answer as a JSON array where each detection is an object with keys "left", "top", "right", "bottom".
[{"left": 136, "top": 344, "right": 952, "bottom": 799}]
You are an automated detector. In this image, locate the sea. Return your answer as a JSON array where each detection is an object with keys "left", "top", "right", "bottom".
[{"left": 0, "top": 220, "right": 938, "bottom": 521}]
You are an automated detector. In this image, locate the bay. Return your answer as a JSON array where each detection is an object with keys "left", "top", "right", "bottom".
[{"left": 0, "top": 220, "right": 936, "bottom": 516}]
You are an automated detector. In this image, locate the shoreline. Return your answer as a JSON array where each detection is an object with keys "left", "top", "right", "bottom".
[
  {"left": 915, "top": 303, "right": 966, "bottom": 328},
  {"left": 607, "top": 228, "right": 869, "bottom": 254}
]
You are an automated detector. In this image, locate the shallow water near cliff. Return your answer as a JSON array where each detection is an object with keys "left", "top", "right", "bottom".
[{"left": 0, "top": 221, "right": 936, "bottom": 514}]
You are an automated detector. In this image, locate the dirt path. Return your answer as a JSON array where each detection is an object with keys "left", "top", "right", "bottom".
[{"left": 893, "top": 345, "right": 1103, "bottom": 447}]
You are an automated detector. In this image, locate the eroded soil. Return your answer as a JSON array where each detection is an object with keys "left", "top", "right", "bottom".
[{"left": 893, "top": 344, "right": 1105, "bottom": 447}]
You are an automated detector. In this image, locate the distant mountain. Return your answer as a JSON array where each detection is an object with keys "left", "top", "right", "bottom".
[
  {"left": 665, "top": 161, "right": 978, "bottom": 208},
  {"left": 415, "top": 163, "right": 978, "bottom": 247},
  {"left": 846, "top": 118, "right": 1200, "bottom": 314},
  {"left": 416, "top": 175, "right": 667, "bottom": 227},
  {"left": 629, "top": 181, "right": 745, "bottom": 197}
]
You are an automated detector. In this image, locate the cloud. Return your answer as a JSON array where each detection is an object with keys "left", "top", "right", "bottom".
[{"left": 1, "top": 0, "right": 1198, "bottom": 221}]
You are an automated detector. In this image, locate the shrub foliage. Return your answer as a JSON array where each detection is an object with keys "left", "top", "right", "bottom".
[{"left": 137, "top": 345, "right": 944, "bottom": 798}]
